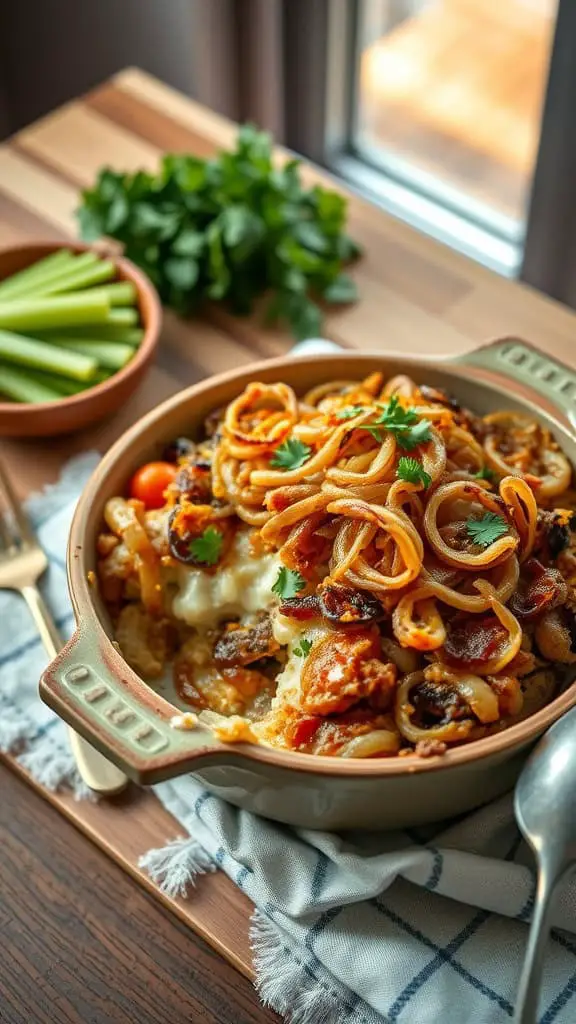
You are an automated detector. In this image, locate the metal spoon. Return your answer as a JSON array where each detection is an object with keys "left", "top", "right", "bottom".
[{"left": 514, "top": 706, "right": 576, "bottom": 1024}]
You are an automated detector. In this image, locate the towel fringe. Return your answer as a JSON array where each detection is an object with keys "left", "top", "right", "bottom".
[
  {"left": 26, "top": 451, "right": 101, "bottom": 526},
  {"left": 250, "top": 909, "right": 351, "bottom": 1024},
  {"left": 17, "top": 732, "right": 97, "bottom": 801},
  {"left": 138, "top": 836, "right": 216, "bottom": 898},
  {"left": 0, "top": 703, "right": 36, "bottom": 754}
]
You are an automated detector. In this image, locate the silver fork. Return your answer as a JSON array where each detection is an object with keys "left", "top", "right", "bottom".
[{"left": 0, "top": 461, "right": 127, "bottom": 795}]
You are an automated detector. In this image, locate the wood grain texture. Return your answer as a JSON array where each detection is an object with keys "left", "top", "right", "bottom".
[
  {"left": 0, "top": 764, "right": 278, "bottom": 1024},
  {"left": 4, "top": 758, "right": 256, "bottom": 980},
  {"left": 2, "top": 65, "right": 576, "bottom": 1021}
]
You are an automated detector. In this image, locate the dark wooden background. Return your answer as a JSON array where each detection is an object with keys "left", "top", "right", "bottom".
[{"left": 0, "top": 765, "right": 278, "bottom": 1023}]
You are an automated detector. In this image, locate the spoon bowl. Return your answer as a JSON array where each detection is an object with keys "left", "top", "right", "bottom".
[{"left": 514, "top": 704, "right": 576, "bottom": 1023}]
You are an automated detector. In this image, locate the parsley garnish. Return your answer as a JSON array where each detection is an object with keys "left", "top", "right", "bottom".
[
  {"left": 188, "top": 526, "right": 224, "bottom": 565},
  {"left": 396, "top": 456, "right": 431, "bottom": 489},
  {"left": 360, "top": 395, "right": 432, "bottom": 451},
  {"left": 335, "top": 405, "right": 365, "bottom": 420},
  {"left": 466, "top": 512, "right": 508, "bottom": 548},
  {"left": 395, "top": 419, "right": 432, "bottom": 450},
  {"left": 474, "top": 466, "right": 498, "bottom": 483},
  {"left": 271, "top": 566, "right": 306, "bottom": 599},
  {"left": 294, "top": 637, "right": 313, "bottom": 658},
  {"left": 271, "top": 437, "right": 311, "bottom": 470}
]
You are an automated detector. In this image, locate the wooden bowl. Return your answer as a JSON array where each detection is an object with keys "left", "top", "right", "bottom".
[{"left": 0, "top": 242, "right": 161, "bottom": 437}]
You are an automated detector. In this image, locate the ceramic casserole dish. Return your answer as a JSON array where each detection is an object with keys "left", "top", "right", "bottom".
[{"left": 40, "top": 339, "right": 576, "bottom": 830}]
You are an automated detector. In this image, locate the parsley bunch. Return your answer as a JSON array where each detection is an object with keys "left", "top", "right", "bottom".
[{"left": 77, "top": 126, "right": 361, "bottom": 339}]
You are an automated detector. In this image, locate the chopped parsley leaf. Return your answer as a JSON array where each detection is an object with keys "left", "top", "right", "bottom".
[
  {"left": 396, "top": 456, "right": 431, "bottom": 488},
  {"left": 270, "top": 437, "right": 311, "bottom": 470},
  {"left": 335, "top": 405, "right": 366, "bottom": 420},
  {"left": 271, "top": 566, "right": 306, "bottom": 599},
  {"left": 360, "top": 395, "right": 432, "bottom": 451},
  {"left": 294, "top": 637, "right": 313, "bottom": 658},
  {"left": 188, "top": 526, "right": 224, "bottom": 565},
  {"left": 466, "top": 512, "right": 508, "bottom": 548}
]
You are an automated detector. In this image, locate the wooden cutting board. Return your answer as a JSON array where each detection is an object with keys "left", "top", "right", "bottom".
[{"left": 2, "top": 66, "right": 576, "bottom": 980}]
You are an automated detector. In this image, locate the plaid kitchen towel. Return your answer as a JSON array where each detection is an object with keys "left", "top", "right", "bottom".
[{"left": 1, "top": 346, "right": 576, "bottom": 1024}]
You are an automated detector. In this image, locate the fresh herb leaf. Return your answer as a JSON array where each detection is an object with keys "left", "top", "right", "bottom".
[
  {"left": 396, "top": 456, "right": 432, "bottom": 488},
  {"left": 474, "top": 466, "right": 498, "bottom": 483},
  {"left": 188, "top": 527, "right": 224, "bottom": 566},
  {"left": 271, "top": 437, "right": 312, "bottom": 470},
  {"left": 77, "top": 205, "right": 104, "bottom": 242},
  {"left": 361, "top": 396, "right": 432, "bottom": 451},
  {"left": 322, "top": 273, "right": 358, "bottom": 304},
  {"left": 172, "top": 228, "right": 205, "bottom": 257},
  {"left": 379, "top": 395, "right": 418, "bottom": 427},
  {"left": 288, "top": 296, "right": 324, "bottom": 341},
  {"left": 272, "top": 566, "right": 306, "bottom": 600},
  {"left": 106, "top": 193, "right": 130, "bottom": 233},
  {"left": 76, "top": 126, "right": 361, "bottom": 339},
  {"left": 396, "top": 419, "right": 433, "bottom": 451},
  {"left": 164, "top": 257, "right": 199, "bottom": 291},
  {"left": 335, "top": 405, "right": 366, "bottom": 420},
  {"left": 466, "top": 512, "right": 509, "bottom": 548},
  {"left": 131, "top": 202, "right": 179, "bottom": 239},
  {"left": 294, "top": 637, "right": 313, "bottom": 658},
  {"left": 337, "top": 235, "right": 362, "bottom": 261},
  {"left": 294, "top": 221, "right": 329, "bottom": 254}
]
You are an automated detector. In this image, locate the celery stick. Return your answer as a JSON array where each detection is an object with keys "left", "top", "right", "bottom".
[
  {"left": 46, "top": 338, "right": 133, "bottom": 371},
  {"left": 28, "top": 368, "right": 112, "bottom": 393},
  {"left": 36, "top": 258, "right": 116, "bottom": 297},
  {"left": 0, "top": 250, "right": 74, "bottom": 300},
  {"left": 0, "top": 292, "right": 110, "bottom": 331},
  {"left": 0, "top": 251, "right": 100, "bottom": 301},
  {"left": 106, "top": 307, "right": 138, "bottom": 326},
  {"left": 0, "top": 330, "right": 97, "bottom": 381},
  {"left": 22, "top": 368, "right": 92, "bottom": 396},
  {"left": 0, "top": 363, "right": 64, "bottom": 403},
  {"left": 81, "top": 281, "right": 137, "bottom": 306},
  {"left": 35, "top": 324, "right": 144, "bottom": 345}
]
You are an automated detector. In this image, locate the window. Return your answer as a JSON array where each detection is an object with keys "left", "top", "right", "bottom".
[{"left": 323, "top": 0, "right": 558, "bottom": 276}]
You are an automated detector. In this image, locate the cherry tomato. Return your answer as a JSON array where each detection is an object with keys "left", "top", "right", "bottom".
[{"left": 129, "top": 461, "right": 178, "bottom": 509}]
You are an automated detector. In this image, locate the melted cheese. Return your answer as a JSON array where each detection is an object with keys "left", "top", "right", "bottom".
[
  {"left": 271, "top": 612, "right": 331, "bottom": 708},
  {"left": 211, "top": 716, "right": 259, "bottom": 744},
  {"left": 171, "top": 528, "right": 281, "bottom": 628}
]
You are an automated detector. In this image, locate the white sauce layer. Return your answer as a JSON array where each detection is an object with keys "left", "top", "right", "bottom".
[
  {"left": 171, "top": 528, "right": 281, "bottom": 628},
  {"left": 271, "top": 613, "right": 331, "bottom": 708}
]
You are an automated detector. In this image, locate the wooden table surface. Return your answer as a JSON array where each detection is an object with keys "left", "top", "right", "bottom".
[{"left": 2, "top": 67, "right": 576, "bottom": 1024}]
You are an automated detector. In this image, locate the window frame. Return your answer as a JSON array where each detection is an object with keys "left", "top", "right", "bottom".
[{"left": 285, "top": 0, "right": 568, "bottom": 283}]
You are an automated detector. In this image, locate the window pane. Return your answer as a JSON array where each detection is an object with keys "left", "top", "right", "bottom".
[{"left": 355, "top": 0, "right": 557, "bottom": 231}]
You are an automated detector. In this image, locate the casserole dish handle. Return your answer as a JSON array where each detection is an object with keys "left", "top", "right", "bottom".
[
  {"left": 452, "top": 337, "right": 576, "bottom": 427},
  {"left": 40, "top": 626, "right": 232, "bottom": 785}
]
